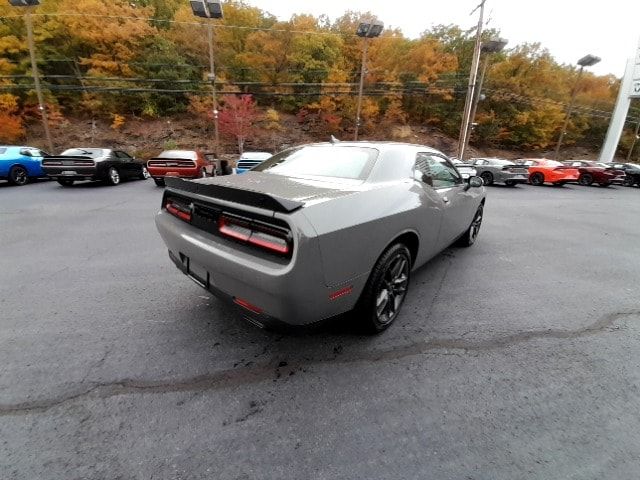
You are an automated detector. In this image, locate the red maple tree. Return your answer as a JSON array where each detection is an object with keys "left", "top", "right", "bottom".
[{"left": 218, "top": 95, "right": 258, "bottom": 154}]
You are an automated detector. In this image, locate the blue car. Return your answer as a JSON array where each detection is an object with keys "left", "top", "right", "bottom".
[
  {"left": 0, "top": 146, "right": 48, "bottom": 186},
  {"left": 235, "top": 151, "right": 272, "bottom": 174}
]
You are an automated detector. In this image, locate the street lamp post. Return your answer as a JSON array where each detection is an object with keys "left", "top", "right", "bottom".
[
  {"left": 354, "top": 19, "right": 383, "bottom": 141},
  {"left": 554, "top": 54, "right": 601, "bottom": 160},
  {"left": 8, "top": 0, "right": 53, "bottom": 153},
  {"left": 461, "top": 37, "right": 508, "bottom": 160},
  {"left": 191, "top": 0, "right": 223, "bottom": 158}
]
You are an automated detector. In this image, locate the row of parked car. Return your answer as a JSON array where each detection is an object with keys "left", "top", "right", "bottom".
[
  {"left": 1, "top": 144, "right": 639, "bottom": 189},
  {"left": 456, "top": 157, "right": 640, "bottom": 188},
  {"left": 0, "top": 145, "right": 274, "bottom": 187}
]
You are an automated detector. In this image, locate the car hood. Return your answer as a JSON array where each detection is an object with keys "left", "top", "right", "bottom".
[{"left": 193, "top": 172, "right": 362, "bottom": 205}]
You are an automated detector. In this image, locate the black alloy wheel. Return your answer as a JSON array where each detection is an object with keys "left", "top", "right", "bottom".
[
  {"left": 578, "top": 173, "right": 593, "bottom": 186},
  {"left": 8, "top": 166, "right": 28, "bottom": 186},
  {"left": 480, "top": 171, "right": 494, "bottom": 186},
  {"left": 356, "top": 243, "right": 412, "bottom": 334},
  {"left": 530, "top": 172, "right": 544, "bottom": 186},
  {"left": 456, "top": 203, "right": 484, "bottom": 248}
]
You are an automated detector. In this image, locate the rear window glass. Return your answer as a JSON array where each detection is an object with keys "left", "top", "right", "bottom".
[
  {"left": 158, "top": 150, "right": 197, "bottom": 160},
  {"left": 253, "top": 146, "right": 378, "bottom": 180},
  {"left": 61, "top": 148, "right": 104, "bottom": 158}
]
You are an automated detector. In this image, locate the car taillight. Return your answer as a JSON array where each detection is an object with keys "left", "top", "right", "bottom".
[
  {"left": 165, "top": 200, "right": 192, "bottom": 222},
  {"left": 218, "top": 214, "right": 291, "bottom": 256}
]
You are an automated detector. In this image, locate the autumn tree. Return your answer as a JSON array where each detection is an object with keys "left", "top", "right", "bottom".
[{"left": 219, "top": 94, "right": 258, "bottom": 154}]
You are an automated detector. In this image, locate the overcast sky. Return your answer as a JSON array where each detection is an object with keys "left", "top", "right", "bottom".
[{"left": 250, "top": 0, "right": 639, "bottom": 78}]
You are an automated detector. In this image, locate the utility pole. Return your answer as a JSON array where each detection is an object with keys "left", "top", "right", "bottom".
[
  {"left": 463, "top": 55, "right": 490, "bottom": 158},
  {"left": 457, "top": 0, "right": 486, "bottom": 161},
  {"left": 354, "top": 37, "right": 369, "bottom": 141},
  {"left": 24, "top": 9, "right": 53, "bottom": 153},
  {"left": 207, "top": 24, "right": 220, "bottom": 158}
]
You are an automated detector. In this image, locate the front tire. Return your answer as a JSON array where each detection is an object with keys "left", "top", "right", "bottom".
[
  {"left": 578, "top": 173, "right": 593, "bottom": 186},
  {"left": 530, "top": 172, "right": 544, "bottom": 186},
  {"left": 355, "top": 243, "right": 411, "bottom": 334},
  {"left": 57, "top": 179, "right": 74, "bottom": 187},
  {"left": 8, "top": 166, "right": 28, "bottom": 186},
  {"left": 456, "top": 203, "right": 484, "bottom": 248},
  {"left": 480, "top": 171, "right": 494, "bottom": 186},
  {"left": 105, "top": 167, "right": 120, "bottom": 186}
]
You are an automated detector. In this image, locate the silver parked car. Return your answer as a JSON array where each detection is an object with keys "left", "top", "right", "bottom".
[
  {"left": 468, "top": 157, "right": 529, "bottom": 186},
  {"left": 155, "top": 142, "right": 486, "bottom": 333},
  {"left": 451, "top": 158, "right": 477, "bottom": 180}
]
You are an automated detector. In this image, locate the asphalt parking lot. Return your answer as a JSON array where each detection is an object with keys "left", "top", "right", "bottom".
[{"left": 1, "top": 178, "right": 640, "bottom": 479}]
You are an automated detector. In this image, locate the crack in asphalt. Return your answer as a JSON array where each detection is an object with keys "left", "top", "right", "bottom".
[{"left": 1, "top": 309, "right": 638, "bottom": 417}]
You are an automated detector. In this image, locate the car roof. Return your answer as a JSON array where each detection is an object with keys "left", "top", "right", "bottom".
[{"left": 302, "top": 141, "right": 445, "bottom": 155}]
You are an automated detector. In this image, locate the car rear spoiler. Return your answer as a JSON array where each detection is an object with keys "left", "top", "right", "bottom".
[{"left": 164, "top": 177, "right": 304, "bottom": 214}]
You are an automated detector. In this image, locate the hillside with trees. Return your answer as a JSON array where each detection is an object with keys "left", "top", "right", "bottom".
[{"left": 1, "top": 0, "right": 638, "bottom": 159}]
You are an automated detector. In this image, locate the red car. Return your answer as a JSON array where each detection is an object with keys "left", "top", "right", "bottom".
[
  {"left": 564, "top": 160, "right": 627, "bottom": 187},
  {"left": 521, "top": 159, "right": 580, "bottom": 186},
  {"left": 147, "top": 150, "right": 213, "bottom": 187}
]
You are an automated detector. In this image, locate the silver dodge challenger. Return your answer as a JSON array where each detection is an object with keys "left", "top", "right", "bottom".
[{"left": 155, "top": 142, "right": 486, "bottom": 333}]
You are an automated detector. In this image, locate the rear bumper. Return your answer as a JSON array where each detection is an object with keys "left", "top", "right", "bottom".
[
  {"left": 498, "top": 172, "right": 528, "bottom": 183},
  {"left": 42, "top": 166, "right": 99, "bottom": 180},
  {"left": 155, "top": 211, "right": 366, "bottom": 327},
  {"left": 148, "top": 166, "right": 200, "bottom": 179}
]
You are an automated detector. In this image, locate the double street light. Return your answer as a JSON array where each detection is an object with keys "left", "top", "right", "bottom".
[
  {"left": 554, "top": 54, "right": 601, "bottom": 160},
  {"left": 354, "top": 19, "right": 384, "bottom": 141},
  {"left": 8, "top": 0, "right": 53, "bottom": 153},
  {"left": 190, "top": 0, "right": 223, "bottom": 157}
]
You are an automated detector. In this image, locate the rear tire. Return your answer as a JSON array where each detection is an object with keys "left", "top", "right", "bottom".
[
  {"left": 105, "top": 167, "right": 120, "bottom": 186},
  {"left": 139, "top": 166, "right": 150, "bottom": 180},
  {"left": 57, "top": 179, "right": 74, "bottom": 187},
  {"left": 456, "top": 203, "right": 484, "bottom": 248},
  {"left": 578, "top": 173, "right": 593, "bottom": 186},
  {"left": 355, "top": 243, "right": 412, "bottom": 334},
  {"left": 529, "top": 172, "right": 544, "bottom": 186},
  {"left": 480, "top": 172, "right": 494, "bottom": 186},
  {"left": 154, "top": 178, "right": 165, "bottom": 187},
  {"left": 504, "top": 180, "right": 516, "bottom": 187},
  {"left": 8, "top": 166, "right": 28, "bottom": 186}
]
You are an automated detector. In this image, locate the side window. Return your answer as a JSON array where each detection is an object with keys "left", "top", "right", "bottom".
[
  {"left": 429, "top": 155, "right": 462, "bottom": 188},
  {"left": 414, "top": 153, "right": 462, "bottom": 188},
  {"left": 414, "top": 152, "right": 433, "bottom": 186},
  {"left": 115, "top": 151, "right": 131, "bottom": 161}
]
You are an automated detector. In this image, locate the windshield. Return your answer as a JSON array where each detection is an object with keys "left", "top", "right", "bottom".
[
  {"left": 61, "top": 148, "right": 104, "bottom": 158},
  {"left": 253, "top": 145, "right": 379, "bottom": 180}
]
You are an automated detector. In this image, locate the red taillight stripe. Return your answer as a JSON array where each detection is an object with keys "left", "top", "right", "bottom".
[
  {"left": 233, "top": 297, "right": 263, "bottom": 314},
  {"left": 248, "top": 234, "right": 290, "bottom": 254},
  {"left": 166, "top": 202, "right": 191, "bottom": 222},
  {"left": 329, "top": 286, "right": 353, "bottom": 301}
]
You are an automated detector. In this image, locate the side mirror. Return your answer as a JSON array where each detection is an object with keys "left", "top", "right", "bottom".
[{"left": 468, "top": 176, "right": 484, "bottom": 188}]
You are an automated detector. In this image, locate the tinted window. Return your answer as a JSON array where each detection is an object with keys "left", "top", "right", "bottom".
[
  {"left": 0, "top": 148, "right": 7, "bottom": 154},
  {"left": 253, "top": 146, "right": 379, "bottom": 180},
  {"left": 415, "top": 153, "right": 462, "bottom": 188},
  {"left": 61, "top": 148, "right": 104, "bottom": 158},
  {"left": 115, "top": 151, "right": 132, "bottom": 159}
]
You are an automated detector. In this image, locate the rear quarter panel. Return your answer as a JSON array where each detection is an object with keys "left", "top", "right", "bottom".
[{"left": 301, "top": 181, "right": 443, "bottom": 287}]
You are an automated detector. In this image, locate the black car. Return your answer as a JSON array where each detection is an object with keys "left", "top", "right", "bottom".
[
  {"left": 42, "top": 148, "right": 149, "bottom": 187},
  {"left": 605, "top": 163, "right": 640, "bottom": 187}
]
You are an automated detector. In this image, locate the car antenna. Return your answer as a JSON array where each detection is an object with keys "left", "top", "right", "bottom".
[{"left": 330, "top": 135, "right": 341, "bottom": 144}]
